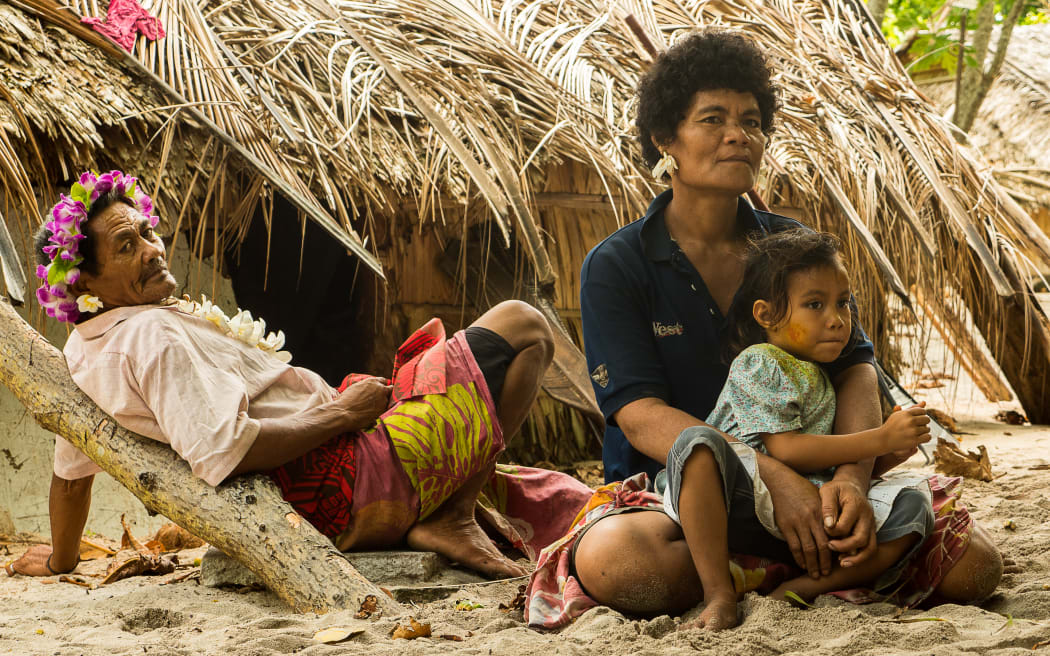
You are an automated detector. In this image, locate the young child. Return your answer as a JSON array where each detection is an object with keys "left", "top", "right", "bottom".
[{"left": 662, "top": 228, "right": 934, "bottom": 629}]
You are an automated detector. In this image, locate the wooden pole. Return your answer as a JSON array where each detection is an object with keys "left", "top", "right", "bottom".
[{"left": 0, "top": 299, "right": 400, "bottom": 615}]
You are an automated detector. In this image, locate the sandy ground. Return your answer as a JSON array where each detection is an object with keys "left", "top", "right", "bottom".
[
  {"left": 0, "top": 417, "right": 1048, "bottom": 656},
  {"left": 3, "top": 317, "right": 1050, "bottom": 656}
]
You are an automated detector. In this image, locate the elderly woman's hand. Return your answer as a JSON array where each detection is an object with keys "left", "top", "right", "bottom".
[{"left": 333, "top": 377, "right": 392, "bottom": 430}]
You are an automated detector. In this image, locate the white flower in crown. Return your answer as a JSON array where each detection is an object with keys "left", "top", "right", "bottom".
[
  {"left": 177, "top": 294, "right": 292, "bottom": 362},
  {"left": 76, "top": 294, "right": 103, "bottom": 314}
]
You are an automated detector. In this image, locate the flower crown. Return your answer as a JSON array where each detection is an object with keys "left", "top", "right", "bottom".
[{"left": 36, "top": 170, "right": 158, "bottom": 323}]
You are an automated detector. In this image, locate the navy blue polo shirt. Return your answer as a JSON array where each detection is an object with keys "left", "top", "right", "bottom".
[{"left": 580, "top": 190, "right": 876, "bottom": 483}]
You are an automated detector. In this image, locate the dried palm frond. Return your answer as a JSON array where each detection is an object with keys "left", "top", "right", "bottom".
[{"left": 1, "top": 0, "right": 1049, "bottom": 431}]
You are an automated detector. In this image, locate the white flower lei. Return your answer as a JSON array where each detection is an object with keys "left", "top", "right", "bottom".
[{"left": 176, "top": 295, "right": 292, "bottom": 363}]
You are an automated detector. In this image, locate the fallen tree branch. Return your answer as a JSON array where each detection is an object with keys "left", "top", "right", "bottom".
[{"left": 0, "top": 298, "right": 399, "bottom": 615}]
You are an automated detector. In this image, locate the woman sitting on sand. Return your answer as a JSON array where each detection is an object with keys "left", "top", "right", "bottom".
[{"left": 525, "top": 28, "right": 1002, "bottom": 631}]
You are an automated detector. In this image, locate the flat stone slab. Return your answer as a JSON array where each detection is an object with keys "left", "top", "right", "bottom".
[{"left": 200, "top": 547, "right": 478, "bottom": 589}]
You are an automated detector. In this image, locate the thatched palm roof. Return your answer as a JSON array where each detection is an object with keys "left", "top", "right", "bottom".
[
  {"left": 3, "top": 0, "right": 1050, "bottom": 424},
  {"left": 918, "top": 24, "right": 1050, "bottom": 216}
]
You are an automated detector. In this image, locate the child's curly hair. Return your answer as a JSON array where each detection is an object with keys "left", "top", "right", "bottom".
[{"left": 723, "top": 228, "right": 856, "bottom": 362}]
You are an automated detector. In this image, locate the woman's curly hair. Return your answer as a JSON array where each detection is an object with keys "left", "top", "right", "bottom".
[{"left": 636, "top": 28, "right": 782, "bottom": 168}]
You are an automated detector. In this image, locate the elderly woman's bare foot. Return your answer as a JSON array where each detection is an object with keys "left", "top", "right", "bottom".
[{"left": 406, "top": 516, "right": 527, "bottom": 579}]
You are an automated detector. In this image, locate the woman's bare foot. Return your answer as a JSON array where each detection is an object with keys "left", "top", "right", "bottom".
[
  {"left": 683, "top": 595, "right": 739, "bottom": 631},
  {"left": 406, "top": 514, "right": 526, "bottom": 579}
]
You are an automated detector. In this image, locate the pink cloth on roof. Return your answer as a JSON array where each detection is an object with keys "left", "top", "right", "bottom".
[{"left": 81, "top": 0, "right": 165, "bottom": 52}]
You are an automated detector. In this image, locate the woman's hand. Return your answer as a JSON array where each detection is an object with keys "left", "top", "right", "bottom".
[
  {"left": 819, "top": 478, "right": 877, "bottom": 568},
  {"left": 761, "top": 456, "right": 831, "bottom": 579},
  {"left": 333, "top": 377, "right": 392, "bottom": 430},
  {"left": 5, "top": 544, "right": 58, "bottom": 577}
]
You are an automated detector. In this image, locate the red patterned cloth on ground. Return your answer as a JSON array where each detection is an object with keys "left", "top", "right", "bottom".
[
  {"left": 524, "top": 474, "right": 796, "bottom": 629},
  {"left": 82, "top": 0, "right": 165, "bottom": 52},
  {"left": 525, "top": 474, "right": 975, "bottom": 629}
]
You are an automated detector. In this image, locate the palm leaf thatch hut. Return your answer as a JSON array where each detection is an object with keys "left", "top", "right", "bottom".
[
  {"left": 917, "top": 23, "right": 1050, "bottom": 246},
  {"left": 2, "top": 0, "right": 1050, "bottom": 475}
]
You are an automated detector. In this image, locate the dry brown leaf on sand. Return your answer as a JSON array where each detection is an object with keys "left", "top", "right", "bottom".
[
  {"left": 995, "top": 410, "right": 1028, "bottom": 426},
  {"left": 355, "top": 594, "right": 380, "bottom": 619},
  {"left": 119, "top": 515, "right": 158, "bottom": 555},
  {"left": 79, "top": 536, "right": 118, "bottom": 561},
  {"left": 925, "top": 408, "right": 959, "bottom": 434},
  {"left": 101, "top": 552, "right": 177, "bottom": 585},
  {"left": 500, "top": 585, "right": 527, "bottom": 612},
  {"left": 391, "top": 617, "right": 432, "bottom": 640},
  {"left": 933, "top": 438, "right": 994, "bottom": 481},
  {"left": 58, "top": 575, "right": 96, "bottom": 589},
  {"left": 312, "top": 626, "right": 365, "bottom": 643},
  {"left": 151, "top": 524, "right": 205, "bottom": 551}
]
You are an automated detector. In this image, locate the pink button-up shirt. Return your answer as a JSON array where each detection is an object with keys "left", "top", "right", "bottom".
[{"left": 54, "top": 304, "right": 335, "bottom": 486}]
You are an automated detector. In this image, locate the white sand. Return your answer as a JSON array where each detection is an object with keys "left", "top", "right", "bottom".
[
  {"left": 4, "top": 321, "right": 1050, "bottom": 656},
  {"left": 2, "top": 419, "right": 1049, "bottom": 656}
]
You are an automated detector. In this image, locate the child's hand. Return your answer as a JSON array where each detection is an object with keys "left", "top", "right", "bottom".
[{"left": 880, "top": 403, "right": 931, "bottom": 453}]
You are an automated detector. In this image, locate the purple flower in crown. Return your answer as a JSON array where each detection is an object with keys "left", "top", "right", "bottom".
[
  {"left": 78, "top": 171, "right": 98, "bottom": 199},
  {"left": 91, "top": 171, "right": 116, "bottom": 201},
  {"left": 112, "top": 171, "right": 131, "bottom": 196},
  {"left": 52, "top": 301, "right": 80, "bottom": 323},
  {"left": 49, "top": 205, "right": 85, "bottom": 241},
  {"left": 133, "top": 189, "right": 153, "bottom": 216},
  {"left": 35, "top": 264, "right": 48, "bottom": 281}
]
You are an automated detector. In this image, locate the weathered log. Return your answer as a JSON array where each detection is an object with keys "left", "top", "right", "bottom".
[{"left": 0, "top": 299, "right": 400, "bottom": 615}]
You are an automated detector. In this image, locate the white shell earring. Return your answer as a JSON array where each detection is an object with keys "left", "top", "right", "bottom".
[{"left": 651, "top": 151, "right": 678, "bottom": 179}]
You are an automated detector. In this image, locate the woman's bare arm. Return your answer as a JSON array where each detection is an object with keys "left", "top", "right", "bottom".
[
  {"left": 227, "top": 378, "right": 391, "bottom": 478},
  {"left": 7, "top": 474, "right": 94, "bottom": 577}
]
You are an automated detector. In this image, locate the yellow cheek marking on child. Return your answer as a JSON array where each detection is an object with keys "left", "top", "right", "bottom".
[{"left": 784, "top": 324, "right": 807, "bottom": 348}]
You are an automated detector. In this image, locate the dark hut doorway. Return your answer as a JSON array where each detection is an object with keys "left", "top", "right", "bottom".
[{"left": 223, "top": 194, "right": 378, "bottom": 386}]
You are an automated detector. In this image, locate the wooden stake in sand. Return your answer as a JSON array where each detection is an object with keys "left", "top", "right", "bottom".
[{"left": 0, "top": 299, "right": 399, "bottom": 615}]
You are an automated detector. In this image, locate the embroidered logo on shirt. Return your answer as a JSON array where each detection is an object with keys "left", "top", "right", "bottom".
[
  {"left": 590, "top": 363, "right": 610, "bottom": 388},
  {"left": 652, "top": 321, "right": 684, "bottom": 337}
]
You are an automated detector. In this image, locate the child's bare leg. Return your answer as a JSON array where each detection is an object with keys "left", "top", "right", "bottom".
[
  {"left": 573, "top": 510, "right": 702, "bottom": 615},
  {"left": 574, "top": 445, "right": 738, "bottom": 631},
  {"left": 676, "top": 445, "right": 738, "bottom": 630},
  {"left": 770, "top": 533, "right": 919, "bottom": 602}
]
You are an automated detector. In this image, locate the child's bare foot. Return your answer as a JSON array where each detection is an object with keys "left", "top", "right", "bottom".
[{"left": 682, "top": 595, "right": 739, "bottom": 631}]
